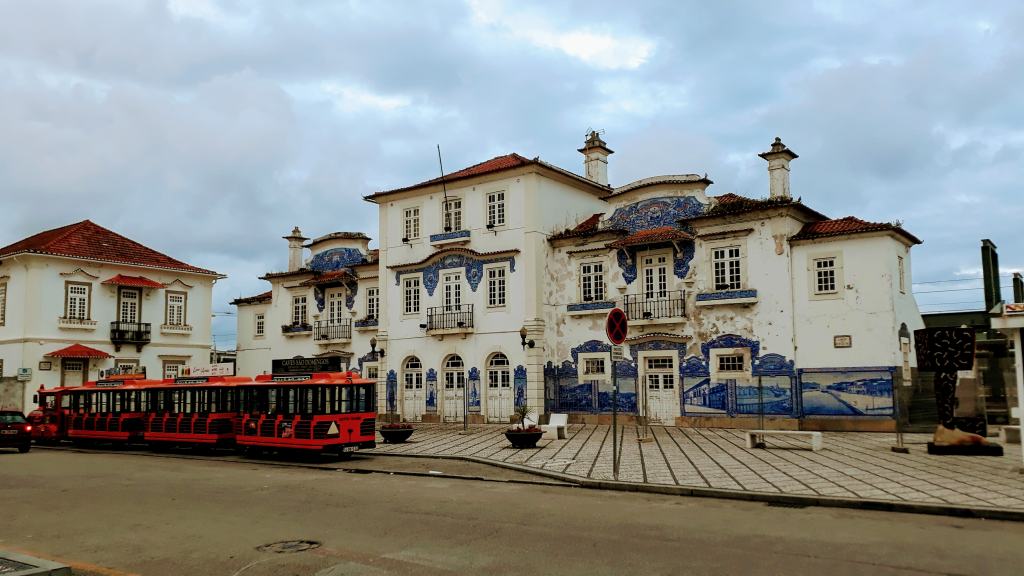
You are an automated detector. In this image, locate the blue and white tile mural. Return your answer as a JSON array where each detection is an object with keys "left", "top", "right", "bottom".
[
  {"left": 425, "top": 369, "right": 437, "bottom": 412},
  {"left": 514, "top": 365, "right": 527, "bottom": 408},
  {"left": 468, "top": 367, "right": 481, "bottom": 412},
  {"left": 546, "top": 335, "right": 892, "bottom": 420},
  {"left": 800, "top": 368, "right": 895, "bottom": 416}
]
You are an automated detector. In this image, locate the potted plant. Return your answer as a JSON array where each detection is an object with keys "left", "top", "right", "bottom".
[
  {"left": 505, "top": 404, "right": 543, "bottom": 449},
  {"left": 380, "top": 422, "right": 414, "bottom": 443}
]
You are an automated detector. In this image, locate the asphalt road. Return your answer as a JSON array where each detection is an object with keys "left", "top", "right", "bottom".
[{"left": 3, "top": 449, "right": 1024, "bottom": 576}]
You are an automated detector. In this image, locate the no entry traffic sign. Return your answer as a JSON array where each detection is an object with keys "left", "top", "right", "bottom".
[{"left": 605, "top": 308, "right": 628, "bottom": 345}]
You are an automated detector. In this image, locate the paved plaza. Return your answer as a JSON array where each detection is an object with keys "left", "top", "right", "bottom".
[{"left": 373, "top": 424, "right": 1024, "bottom": 513}]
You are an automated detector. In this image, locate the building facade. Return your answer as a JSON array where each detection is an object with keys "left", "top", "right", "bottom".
[
  {"left": 234, "top": 134, "right": 926, "bottom": 430},
  {"left": 0, "top": 220, "right": 221, "bottom": 411}
]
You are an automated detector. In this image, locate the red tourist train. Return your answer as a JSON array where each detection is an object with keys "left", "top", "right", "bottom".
[{"left": 26, "top": 364, "right": 377, "bottom": 457}]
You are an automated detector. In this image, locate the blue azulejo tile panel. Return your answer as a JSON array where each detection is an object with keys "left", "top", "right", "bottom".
[
  {"left": 566, "top": 301, "right": 616, "bottom": 312},
  {"left": 799, "top": 368, "right": 895, "bottom": 416},
  {"left": 514, "top": 365, "right": 527, "bottom": 408},
  {"left": 354, "top": 318, "right": 379, "bottom": 328},
  {"left": 695, "top": 289, "right": 758, "bottom": 302},
  {"left": 309, "top": 248, "right": 366, "bottom": 272},
  {"left": 425, "top": 369, "right": 437, "bottom": 412},
  {"left": 386, "top": 370, "right": 398, "bottom": 413},
  {"left": 735, "top": 376, "right": 795, "bottom": 415},
  {"left": 428, "top": 230, "right": 471, "bottom": 242},
  {"left": 395, "top": 252, "right": 515, "bottom": 296},
  {"left": 605, "top": 196, "right": 705, "bottom": 234},
  {"left": 682, "top": 377, "right": 730, "bottom": 415}
]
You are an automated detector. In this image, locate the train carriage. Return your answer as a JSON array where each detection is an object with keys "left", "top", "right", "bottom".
[
  {"left": 236, "top": 371, "right": 376, "bottom": 456},
  {"left": 27, "top": 384, "right": 75, "bottom": 443},
  {"left": 144, "top": 376, "right": 251, "bottom": 447},
  {"left": 63, "top": 375, "right": 157, "bottom": 444}
]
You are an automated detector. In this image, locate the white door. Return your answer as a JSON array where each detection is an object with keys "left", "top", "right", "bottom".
[
  {"left": 119, "top": 288, "right": 140, "bottom": 323},
  {"left": 641, "top": 255, "right": 669, "bottom": 300},
  {"left": 403, "top": 369, "right": 424, "bottom": 422},
  {"left": 642, "top": 357, "right": 679, "bottom": 424},
  {"left": 62, "top": 359, "right": 85, "bottom": 387},
  {"left": 443, "top": 368, "right": 465, "bottom": 423},
  {"left": 486, "top": 361, "right": 511, "bottom": 423}
]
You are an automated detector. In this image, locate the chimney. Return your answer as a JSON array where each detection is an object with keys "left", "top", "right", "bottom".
[
  {"left": 981, "top": 239, "right": 1001, "bottom": 310},
  {"left": 578, "top": 130, "right": 613, "bottom": 186},
  {"left": 758, "top": 137, "right": 798, "bottom": 199},
  {"left": 283, "top": 226, "right": 308, "bottom": 272}
]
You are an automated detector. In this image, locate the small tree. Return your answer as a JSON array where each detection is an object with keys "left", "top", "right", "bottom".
[{"left": 513, "top": 403, "right": 533, "bottom": 431}]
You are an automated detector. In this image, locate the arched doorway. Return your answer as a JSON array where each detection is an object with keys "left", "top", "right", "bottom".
[
  {"left": 486, "top": 352, "right": 511, "bottom": 423},
  {"left": 402, "top": 356, "right": 424, "bottom": 421},
  {"left": 443, "top": 354, "right": 466, "bottom": 423}
]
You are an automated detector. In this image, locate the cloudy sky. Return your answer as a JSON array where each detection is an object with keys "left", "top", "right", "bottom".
[{"left": 1, "top": 0, "right": 1021, "bottom": 348}]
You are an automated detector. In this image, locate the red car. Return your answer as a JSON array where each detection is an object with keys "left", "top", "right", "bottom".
[{"left": 0, "top": 410, "right": 32, "bottom": 453}]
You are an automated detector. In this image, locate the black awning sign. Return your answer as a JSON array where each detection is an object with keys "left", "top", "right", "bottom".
[{"left": 271, "top": 356, "right": 342, "bottom": 374}]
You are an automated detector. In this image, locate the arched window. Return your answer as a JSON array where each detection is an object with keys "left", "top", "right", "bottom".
[
  {"left": 487, "top": 353, "right": 511, "bottom": 389},
  {"left": 403, "top": 356, "right": 423, "bottom": 390},
  {"left": 443, "top": 354, "right": 465, "bottom": 390}
]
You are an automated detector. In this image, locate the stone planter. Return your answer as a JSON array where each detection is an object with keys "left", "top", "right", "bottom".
[
  {"left": 380, "top": 427, "right": 415, "bottom": 444},
  {"left": 504, "top": 429, "right": 543, "bottom": 449}
]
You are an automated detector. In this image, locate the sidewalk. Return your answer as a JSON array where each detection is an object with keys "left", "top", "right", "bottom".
[{"left": 372, "top": 423, "right": 1024, "bottom": 517}]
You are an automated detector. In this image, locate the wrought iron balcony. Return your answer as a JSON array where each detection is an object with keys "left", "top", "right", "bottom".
[
  {"left": 426, "top": 304, "right": 474, "bottom": 332},
  {"left": 314, "top": 319, "right": 352, "bottom": 342},
  {"left": 110, "top": 321, "right": 151, "bottom": 351},
  {"left": 623, "top": 290, "right": 686, "bottom": 321}
]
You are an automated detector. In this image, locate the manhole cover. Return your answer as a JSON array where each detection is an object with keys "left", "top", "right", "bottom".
[{"left": 257, "top": 540, "right": 322, "bottom": 554}]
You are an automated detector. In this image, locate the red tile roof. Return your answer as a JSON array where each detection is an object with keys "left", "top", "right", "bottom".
[
  {"left": 101, "top": 274, "right": 166, "bottom": 289},
  {"left": 46, "top": 343, "right": 112, "bottom": 359},
  {"left": 299, "top": 270, "right": 355, "bottom": 287},
  {"left": 685, "top": 194, "right": 828, "bottom": 222},
  {"left": 0, "top": 220, "right": 218, "bottom": 275},
  {"left": 790, "top": 216, "right": 922, "bottom": 244},
  {"left": 549, "top": 213, "right": 620, "bottom": 241},
  {"left": 231, "top": 290, "right": 272, "bottom": 306},
  {"left": 607, "top": 226, "right": 695, "bottom": 249}
]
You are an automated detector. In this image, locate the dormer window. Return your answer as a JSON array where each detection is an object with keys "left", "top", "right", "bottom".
[
  {"left": 442, "top": 198, "right": 462, "bottom": 232},
  {"left": 712, "top": 246, "right": 742, "bottom": 290}
]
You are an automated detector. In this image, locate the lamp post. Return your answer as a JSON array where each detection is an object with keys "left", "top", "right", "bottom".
[{"left": 370, "top": 337, "right": 390, "bottom": 422}]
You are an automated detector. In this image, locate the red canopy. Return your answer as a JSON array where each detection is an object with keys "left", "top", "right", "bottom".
[
  {"left": 46, "top": 344, "right": 113, "bottom": 359},
  {"left": 101, "top": 274, "right": 166, "bottom": 289}
]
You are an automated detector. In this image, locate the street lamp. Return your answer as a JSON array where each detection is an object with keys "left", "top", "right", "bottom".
[
  {"left": 519, "top": 326, "right": 535, "bottom": 350},
  {"left": 369, "top": 337, "right": 385, "bottom": 358}
]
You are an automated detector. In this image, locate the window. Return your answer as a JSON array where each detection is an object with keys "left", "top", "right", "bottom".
[
  {"left": 487, "top": 191, "right": 506, "bottom": 227},
  {"left": 404, "top": 357, "right": 423, "bottom": 390},
  {"left": 443, "top": 272, "right": 461, "bottom": 309},
  {"left": 583, "top": 358, "right": 606, "bottom": 376},
  {"left": 712, "top": 246, "right": 742, "bottom": 290},
  {"left": 165, "top": 292, "right": 187, "bottom": 325},
  {"left": 642, "top": 255, "right": 669, "bottom": 299},
  {"left": 487, "top": 266, "right": 506, "bottom": 308},
  {"left": 0, "top": 282, "right": 6, "bottom": 325},
  {"left": 326, "top": 289, "right": 345, "bottom": 324},
  {"left": 718, "top": 355, "right": 744, "bottom": 372},
  {"left": 163, "top": 361, "right": 184, "bottom": 380},
  {"left": 487, "top": 353, "right": 510, "bottom": 389},
  {"left": 115, "top": 359, "right": 139, "bottom": 374},
  {"left": 443, "top": 355, "right": 465, "bottom": 389},
  {"left": 442, "top": 198, "right": 462, "bottom": 232},
  {"left": 403, "top": 277, "right": 421, "bottom": 314},
  {"left": 291, "top": 295, "right": 307, "bottom": 325},
  {"left": 645, "top": 356, "right": 676, "bottom": 391},
  {"left": 580, "top": 262, "right": 605, "bottom": 302},
  {"left": 366, "top": 287, "right": 379, "bottom": 320},
  {"left": 897, "top": 254, "right": 905, "bottom": 291},
  {"left": 403, "top": 207, "right": 420, "bottom": 240},
  {"left": 255, "top": 313, "right": 265, "bottom": 336},
  {"left": 814, "top": 257, "right": 837, "bottom": 294},
  {"left": 65, "top": 283, "right": 90, "bottom": 320},
  {"left": 119, "top": 288, "right": 140, "bottom": 323}
]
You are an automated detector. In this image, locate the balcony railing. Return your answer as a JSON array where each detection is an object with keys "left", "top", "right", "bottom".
[
  {"left": 314, "top": 319, "right": 352, "bottom": 342},
  {"left": 623, "top": 290, "right": 686, "bottom": 321},
  {"left": 110, "top": 321, "right": 151, "bottom": 351},
  {"left": 426, "top": 304, "right": 474, "bottom": 331}
]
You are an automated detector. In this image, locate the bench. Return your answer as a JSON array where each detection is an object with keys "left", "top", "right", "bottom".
[
  {"left": 745, "top": 430, "right": 823, "bottom": 452},
  {"left": 541, "top": 413, "right": 568, "bottom": 440}
]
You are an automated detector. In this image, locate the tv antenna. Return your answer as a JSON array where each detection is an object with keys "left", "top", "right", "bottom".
[{"left": 437, "top": 145, "right": 451, "bottom": 232}]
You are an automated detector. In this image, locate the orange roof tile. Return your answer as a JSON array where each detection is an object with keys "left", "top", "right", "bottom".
[
  {"left": 608, "top": 226, "right": 694, "bottom": 249},
  {"left": 368, "top": 154, "right": 533, "bottom": 198},
  {"left": 101, "top": 274, "right": 166, "bottom": 289},
  {"left": 0, "top": 220, "right": 218, "bottom": 275},
  {"left": 790, "top": 216, "right": 921, "bottom": 244},
  {"left": 231, "top": 290, "right": 273, "bottom": 306},
  {"left": 46, "top": 343, "right": 112, "bottom": 359}
]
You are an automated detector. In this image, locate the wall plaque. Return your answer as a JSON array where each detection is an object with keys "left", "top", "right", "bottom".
[{"left": 833, "top": 335, "right": 852, "bottom": 348}]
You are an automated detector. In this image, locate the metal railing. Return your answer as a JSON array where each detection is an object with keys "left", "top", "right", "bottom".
[
  {"left": 426, "top": 304, "right": 474, "bottom": 331},
  {"left": 110, "top": 321, "right": 152, "bottom": 344},
  {"left": 314, "top": 319, "right": 352, "bottom": 341},
  {"left": 623, "top": 290, "right": 686, "bottom": 320}
]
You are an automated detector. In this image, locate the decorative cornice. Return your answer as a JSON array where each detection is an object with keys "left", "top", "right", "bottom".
[
  {"left": 389, "top": 246, "right": 519, "bottom": 270},
  {"left": 393, "top": 249, "right": 517, "bottom": 296},
  {"left": 166, "top": 278, "right": 195, "bottom": 289},
  {"left": 696, "top": 228, "right": 755, "bottom": 240},
  {"left": 59, "top": 268, "right": 100, "bottom": 280}
]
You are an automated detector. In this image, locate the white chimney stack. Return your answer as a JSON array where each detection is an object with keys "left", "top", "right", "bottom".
[
  {"left": 578, "top": 130, "right": 613, "bottom": 186},
  {"left": 283, "top": 226, "right": 308, "bottom": 272},
  {"left": 758, "top": 137, "right": 798, "bottom": 199}
]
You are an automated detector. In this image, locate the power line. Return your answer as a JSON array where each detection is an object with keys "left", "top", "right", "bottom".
[
  {"left": 913, "top": 274, "right": 1017, "bottom": 285},
  {"left": 914, "top": 284, "right": 1013, "bottom": 295}
]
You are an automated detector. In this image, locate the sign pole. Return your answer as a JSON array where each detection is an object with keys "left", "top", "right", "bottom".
[{"left": 612, "top": 356, "right": 619, "bottom": 481}]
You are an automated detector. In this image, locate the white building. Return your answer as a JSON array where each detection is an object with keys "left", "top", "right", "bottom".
[
  {"left": 232, "top": 229, "right": 381, "bottom": 382},
  {"left": 0, "top": 220, "right": 222, "bottom": 411},
  {"left": 234, "top": 134, "right": 925, "bottom": 430}
]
